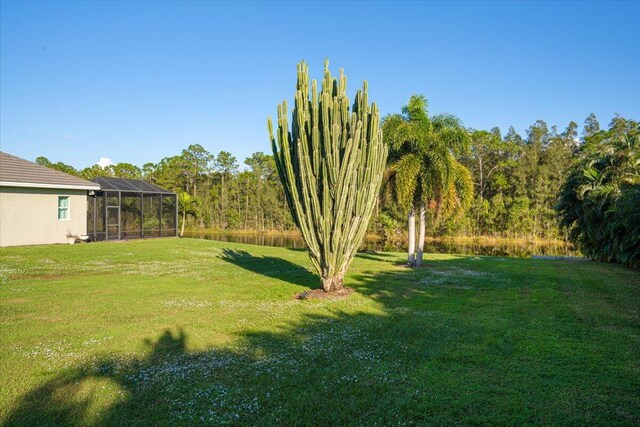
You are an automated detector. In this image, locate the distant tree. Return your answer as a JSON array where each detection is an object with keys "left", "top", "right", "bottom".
[
  {"left": 462, "top": 129, "right": 519, "bottom": 235},
  {"left": 609, "top": 114, "right": 631, "bottom": 137},
  {"left": 244, "top": 152, "right": 275, "bottom": 180},
  {"left": 80, "top": 165, "right": 113, "bottom": 180},
  {"left": 35, "top": 156, "right": 52, "bottom": 168},
  {"left": 152, "top": 156, "right": 187, "bottom": 193},
  {"left": 506, "top": 196, "right": 534, "bottom": 237},
  {"left": 528, "top": 120, "right": 550, "bottom": 148},
  {"left": 243, "top": 152, "right": 279, "bottom": 230},
  {"left": 582, "top": 113, "right": 600, "bottom": 139},
  {"left": 214, "top": 151, "right": 238, "bottom": 176},
  {"left": 181, "top": 144, "right": 212, "bottom": 197},
  {"left": 466, "top": 130, "right": 504, "bottom": 200},
  {"left": 213, "top": 151, "right": 238, "bottom": 229},
  {"left": 36, "top": 156, "right": 80, "bottom": 177},
  {"left": 110, "top": 163, "right": 142, "bottom": 179},
  {"left": 141, "top": 163, "right": 157, "bottom": 182},
  {"left": 563, "top": 121, "right": 579, "bottom": 148}
]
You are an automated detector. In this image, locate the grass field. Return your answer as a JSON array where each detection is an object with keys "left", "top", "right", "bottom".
[{"left": 1, "top": 238, "right": 639, "bottom": 425}]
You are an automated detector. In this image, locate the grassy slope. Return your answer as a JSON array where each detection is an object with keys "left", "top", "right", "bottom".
[{"left": 0, "top": 238, "right": 638, "bottom": 425}]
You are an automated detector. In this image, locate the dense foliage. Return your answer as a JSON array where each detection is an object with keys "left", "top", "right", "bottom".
[
  {"left": 36, "top": 113, "right": 636, "bottom": 248},
  {"left": 557, "top": 117, "right": 640, "bottom": 268},
  {"left": 457, "top": 120, "right": 578, "bottom": 239}
]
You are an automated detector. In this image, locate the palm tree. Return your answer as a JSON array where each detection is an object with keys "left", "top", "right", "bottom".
[
  {"left": 383, "top": 95, "right": 473, "bottom": 267},
  {"left": 178, "top": 192, "right": 200, "bottom": 237}
]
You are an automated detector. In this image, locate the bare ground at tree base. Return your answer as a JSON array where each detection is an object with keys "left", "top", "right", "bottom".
[{"left": 295, "top": 287, "right": 354, "bottom": 300}]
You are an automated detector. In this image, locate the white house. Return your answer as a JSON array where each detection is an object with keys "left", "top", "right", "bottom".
[{"left": 0, "top": 152, "right": 101, "bottom": 247}]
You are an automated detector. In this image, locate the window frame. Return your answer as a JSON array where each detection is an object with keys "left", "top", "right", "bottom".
[{"left": 58, "top": 196, "right": 70, "bottom": 221}]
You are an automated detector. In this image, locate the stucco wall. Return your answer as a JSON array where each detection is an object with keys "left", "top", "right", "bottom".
[{"left": 0, "top": 187, "right": 88, "bottom": 247}]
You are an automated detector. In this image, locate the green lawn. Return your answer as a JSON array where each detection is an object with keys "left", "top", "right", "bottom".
[{"left": 1, "top": 238, "right": 638, "bottom": 425}]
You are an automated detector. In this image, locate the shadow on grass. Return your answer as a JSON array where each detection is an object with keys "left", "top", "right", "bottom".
[
  {"left": 353, "top": 251, "right": 398, "bottom": 262},
  {"left": 219, "top": 248, "right": 318, "bottom": 289},
  {"left": 219, "top": 247, "right": 397, "bottom": 288},
  {"left": 4, "top": 255, "right": 640, "bottom": 425}
]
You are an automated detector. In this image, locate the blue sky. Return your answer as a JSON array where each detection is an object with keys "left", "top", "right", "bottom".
[{"left": 1, "top": 1, "right": 638, "bottom": 169}]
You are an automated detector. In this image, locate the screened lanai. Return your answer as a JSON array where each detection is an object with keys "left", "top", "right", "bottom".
[{"left": 87, "top": 177, "right": 177, "bottom": 241}]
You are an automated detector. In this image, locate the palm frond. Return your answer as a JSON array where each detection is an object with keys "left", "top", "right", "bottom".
[{"left": 394, "top": 153, "right": 422, "bottom": 210}]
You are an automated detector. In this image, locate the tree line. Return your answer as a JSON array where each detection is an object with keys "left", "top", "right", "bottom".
[
  {"left": 37, "top": 149, "right": 294, "bottom": 232},
  {"left": 36, "top": 112, "right": 635, "bottom": 244}
]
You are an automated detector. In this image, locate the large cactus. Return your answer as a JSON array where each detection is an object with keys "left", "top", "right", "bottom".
[{"left": 268, "top": 60, "right": 388, "bottom": 292}]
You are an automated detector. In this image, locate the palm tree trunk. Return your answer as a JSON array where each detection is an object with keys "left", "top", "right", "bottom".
[
  {"left": 416, "top": 204, "right": 426, "bottom": 266},
  {"left": 407, "top": 207, "right": 416, "bottom": 266},
  {"left": 180, "top": 210, "right": 186, "bottom": 237}
]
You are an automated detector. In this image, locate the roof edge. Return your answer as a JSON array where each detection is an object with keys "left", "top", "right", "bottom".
[{"left": 0, "top": 181, "right": 101, "bottom": 191}]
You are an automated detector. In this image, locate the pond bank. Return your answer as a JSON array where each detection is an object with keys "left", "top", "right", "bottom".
[{"left": 183, "top": 229, "right": 578, "bottom": 257}]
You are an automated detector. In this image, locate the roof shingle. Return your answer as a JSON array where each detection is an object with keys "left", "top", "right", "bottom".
[{"left": 0, "top": 151, "right": 100, "bottom": 190}]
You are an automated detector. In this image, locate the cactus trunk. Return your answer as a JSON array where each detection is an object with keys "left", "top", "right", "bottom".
[
  {"left": 268, "top": 60, "right": 387, "bottom": 292},
  {"left": 322, "top": 273, "right": 344, "bottom": 292}
]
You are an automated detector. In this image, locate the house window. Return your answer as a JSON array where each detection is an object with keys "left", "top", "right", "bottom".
[{"left": 58, "top": 196, "right": 70, "bottom": 220}]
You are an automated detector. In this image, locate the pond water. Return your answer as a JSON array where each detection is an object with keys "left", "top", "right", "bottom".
[{"left": 184, "top": 231, "right": 580, "bottom": 258}]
